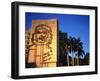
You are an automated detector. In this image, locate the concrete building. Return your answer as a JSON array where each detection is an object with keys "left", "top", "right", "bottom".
[{"left": 25, "top": 19, "right": 57, "bottom": 68}]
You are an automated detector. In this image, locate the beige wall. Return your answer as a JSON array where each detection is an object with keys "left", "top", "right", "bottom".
[{"left": 26, "top": 19, "right": 57, "bottom": 68}]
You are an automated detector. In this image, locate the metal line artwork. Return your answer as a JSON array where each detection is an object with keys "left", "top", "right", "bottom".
[{"left": 33, "top": 24, "right": 53, "bottom": 67}]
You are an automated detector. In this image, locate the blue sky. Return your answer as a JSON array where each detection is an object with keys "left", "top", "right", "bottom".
[{"left": 25, "top": 12, "right": 90, "bottom": 54}]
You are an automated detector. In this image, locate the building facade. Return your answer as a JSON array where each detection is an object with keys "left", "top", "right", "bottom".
[{"left": 25, "top": 19, "right": 57, "bottom": 68}]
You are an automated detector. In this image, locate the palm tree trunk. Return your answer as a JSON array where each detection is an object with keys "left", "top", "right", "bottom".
[
  {"left": 65, "top": 46, "right": 69, "bottom": 66},
  {"left": 71, "top": 49, "right": 74, "bottom": 66},
  {"left": 72, "top": 53, "right": 74, "bottom": 66},
  {"left": 76, "top": 51, "right": 79, "bottom": 65},
  {"left": 67, "top": 54, "right": 69, "bottom": 66}
]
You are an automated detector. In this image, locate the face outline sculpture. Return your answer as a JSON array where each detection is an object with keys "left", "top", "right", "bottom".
[{"left": 33, "top": 24, "right": 52, "bottom": 45}]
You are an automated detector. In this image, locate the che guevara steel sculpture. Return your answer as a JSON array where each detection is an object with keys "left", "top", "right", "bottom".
[{"left": 30, "top": 24, "right": 53, "bottom": 67}]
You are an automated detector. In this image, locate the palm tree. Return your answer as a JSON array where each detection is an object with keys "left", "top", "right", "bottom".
[
  {"left": 67, "top": 37, "right": 85, "bottom": 66},
  {"left": 83, "top": 52, "right": 89, "bottom": 65},
  {"left": 68, "top": 36, "right": 75, "bottom": 66},
  {"left": 64, "top": 39, "right": 70, "bottom": 66},
  {"left": 60, "top": 34, "right": 85, "bottom": 66},
  {"left": 73, "top": 38, "right": 85, "bottom": 65},
  {"left": 78, "top": 48, "right": 85, "bottom": 65}
]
